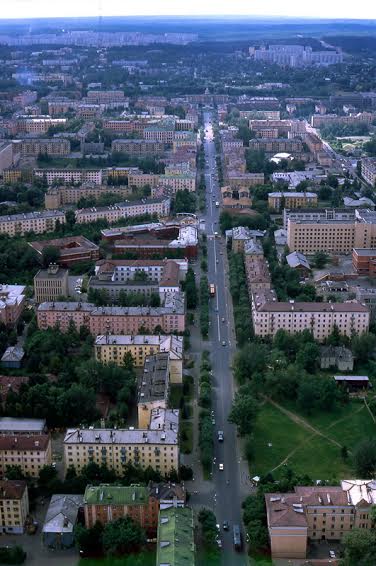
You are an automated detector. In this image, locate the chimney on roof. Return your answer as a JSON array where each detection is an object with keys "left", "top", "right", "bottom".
[{"left": 48, "top": 263, "right": 59, "bottom": 275}]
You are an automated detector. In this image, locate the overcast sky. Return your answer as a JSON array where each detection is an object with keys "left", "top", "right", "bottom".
[{"left": 2, "top": 0, "right": 376, "bottom": 20}]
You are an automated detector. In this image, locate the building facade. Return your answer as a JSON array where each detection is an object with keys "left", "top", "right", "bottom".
[
  {"left": 34, "top": 264, "right": 69, "bottom": 303},
  {"left": 0, "top": 211, "right": 65, "bottom": 237},
  {"left": 266, "top": 480, "right": 376, "bottom": 560},
  {"left": 64, "top": 409, "right": 179, "bottom": 476},
  {"left": 0, "top": 434, "right": 52, "bottom": 478},
  {"left": 94, "top": 334, "right": 183, "bottom": 381},
  {"left": 0, "top": 480, "right": 29, "bottom": 535}
]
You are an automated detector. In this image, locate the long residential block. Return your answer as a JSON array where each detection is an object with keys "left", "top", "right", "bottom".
[
  {"left": 0, "top": 210, "right": 65, "bottom": 237},
  {"left": 37, "top": 294, "right": 185, "bottom": 334},
  {"left": 75, "top": 198, "right": 171, "bottom": 224},
  {"left": 64, "top": 409, "right": 179, "bottom": 476}
]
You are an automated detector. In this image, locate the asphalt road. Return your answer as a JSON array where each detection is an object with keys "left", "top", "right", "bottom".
[{"left": 202, "top": 111, "right": 248, "bottom": 565}]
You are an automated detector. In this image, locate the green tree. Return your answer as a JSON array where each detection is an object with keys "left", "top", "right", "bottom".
[
  {"left": 42, "top": 245, "right": 60, "bottom": 268},
  {"left": 341, "top": 529, "right": 376, "bottom": 566},
  {"left": 228, "top": 387, "right": 259, "bottom": 436},
  {"left": 102, "top": 517, "right": 145, "bottom": 555},
  {"left": 352, "top": 333, "right": 376, "bottom": 363},
  {"left": 353, "top": 439, "right": 376, "bottom": 477},
  {"left": 312, "top": 251, "right": 328, "bottom": 269}
]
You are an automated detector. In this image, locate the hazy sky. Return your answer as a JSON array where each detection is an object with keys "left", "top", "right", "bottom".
[{"left": 2, "top": 0, "right": 376, "bottom": 20}]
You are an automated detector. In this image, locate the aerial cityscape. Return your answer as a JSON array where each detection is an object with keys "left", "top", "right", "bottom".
[{"left": 0, "top": 6, "right": 375, "bottom": 566}]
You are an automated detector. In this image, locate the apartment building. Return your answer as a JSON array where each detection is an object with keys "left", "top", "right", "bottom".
[
  {"left": 352, "top": 248, "right": 376, "bottom": 275},
  {"left": 37, "top": 293, "right": 186, "bottom": 334},
  {"left": 86, "top": 90, "right": 127, "bottom": 104},
  {"left": 0, "top": 434, "right": 52, "bottom": 478},
  {"left": 226, "top": 172, "right": 265, "bottom": 189},
  {"left": 137, "top": 353, "right": 170, "bottom": 428},
  {"left": 249, "top": 138, "right": 303, "bottom": 154},
  {"left": 361, "top": 158, "right": 376, "bottom": 186},
  {"left": 111, "top": 139, "right": 165, "bottom": 155},
  {"left": 266, "top": 480, "right": 376, "bottom": 559},
  {"left": 128, "top": 172, "right": 160, "bottom": 188},
  {"left": 143, "top": 124, "right": 175, "bottom": 143},
  {"left": 245, "top": 238, "right": 369, "bottom": 340},
  {"left": 283, "top": 208, "right": 354, "bottom": 229},
  {"left": 64, "top": 408, "right": 179, "bottom": 476},
  {"left": 34, "top": 264, "right": 69, "bottom": 303},
  {"left": 305, "top": 133, "right": 323, "bottom": 154},
  {"left": 75, "top": 198, "right": 171, "bottom": 224},
  {"left": 226, "top": 227, "right": 262, "bottom": 253},
  {"left": 103, "top": 120, "right": 146, "bottom": 134},
  {"left": 157, "top": 173, "right": 196, "bottom": 193},
  {"left": 89, "top": 258, "right": 184, "bottom": 302},
  {"left": 0, "top": 480, "right": 29, "bottom": 535},
  {"left": 268, "top": 192, "right": 318, "bottom": 211},
  {"left": 252, "top": 298, "right": 369, "bottom": 341},
  {"left": 286, "top": 208, "right": 376, "bottom": 254},
  {"left": 34, "top": 168, "right": 102, "bottom": 186},
  {"left": 84, "top": 485, "right": 159, "bottom": 533},
  {"left": 47, "top": 101, "right": 74, "bottom": 116},
  {"left": 0, "top": 418, "right": 46, "bottom": 436},
  {"left": 94, "top": 334, "right": 183, "bottom": 380},
  {"left": 0, "top": 285, "right": 26, "bottom": 326},
  {"left": 101, "top": 223, "right": 198, "bottom": 259},
  {"left": 156, "top": 507, "right": 195, "bottom": 566},
  {"left": 249, "top": 119, "right": 291, "bottom": 137},
  {"left": 37, "top": 302, "right": 95, "bottom": 332},
  {"left": 311, "top": 112, "right": 374, "bottom": 128},
  {"left": 15, "top": 117, "right": 67, "bottom": 135},
  {"left": 0, "top": 210, "right": 65, "bottom": 237},
  {"left": 251, "top": 44, "right": 343, "bottom": 67},
  {"left": 14, "top": 138, "right": 70, "bottom": 157},
  {"left": 29, "top": 236, "right": 99, "bottom": 267},
  {"left": 44, "top": 184, "right": 131, "bottom": 209}
]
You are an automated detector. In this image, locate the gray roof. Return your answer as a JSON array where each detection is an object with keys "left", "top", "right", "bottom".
[
  {"left": 64, "top": 414, "right": 179, "bottom": 447},
  {"left": 1, "top": 346, "right": 25, "bottom": 363},
  {"left": 42, "top": 494, "right": 83, "bottom": 534},
  {"left": 139, "top": 353, "right": 170, "bottom": 404},
  {"left": 286, "top": 251, "right": 310, "bottom": 270},
  {"left": 0, "top": 210, "right": 65, "bottom": 223},
  {"left": 244, "top": 239, "right": 264, "bottom": 256},
  {"left": 334, "top": 375, "right": 369, "bottom": 382},
  {"left": 0, "top": 417, "right": 46, "bottom": 433}
]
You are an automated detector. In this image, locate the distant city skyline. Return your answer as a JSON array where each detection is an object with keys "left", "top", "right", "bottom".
[{"left": 2, "top": 0, "right": 376, "bottom": 20}]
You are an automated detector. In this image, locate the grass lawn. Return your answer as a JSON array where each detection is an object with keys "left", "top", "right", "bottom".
[
  {"left": 250, "top": 400, "right": 376, "bottom": 478},
  {"left": 251, "top": 403, "right": 307, "bottom": 475},
  {"left": 79, "top": 551, "right": 156, "bottom": 566}
]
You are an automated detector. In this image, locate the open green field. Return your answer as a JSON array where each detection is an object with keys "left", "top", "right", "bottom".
[
  {"left": 250, "top": 400, "right": 376, "bottom": 479},
  {"left": 79, "top": 551, "right": 156, "bottom": 566}
]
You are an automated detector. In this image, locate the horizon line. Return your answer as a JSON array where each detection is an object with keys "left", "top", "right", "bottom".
[{"left": 0, "top": 14, "right": 376, "bottom": 23}]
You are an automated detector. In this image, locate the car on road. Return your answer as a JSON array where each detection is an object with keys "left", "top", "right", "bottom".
[
  {"left": 218, "top": 430, "right": 224, "bottom": 442},
  {"left": 329, "top": 551, "right": 336, "bottom": 559},
  {"left": 219, "top": 250, "right": 223, "bottom": 254},
  {"left": 221, "top": 317, "right": 225, "bottom": 322},
  {"left": 211, "top": 417, "right": 215, "bottom": 425},
  {"left": 222, "top": 341, "right": 226, "bottom": 346},
  {"left": 223, "top": 521, "right": 229, "bottom": 531},
  {"left": 216, "top": 259, "right": 219, "bottom": 263},
  {"left": 216, "top": 538, "right": 222, "bottom": 549},
  {"left": 219, "top": 463, "right": 224, "bottom": 471}
]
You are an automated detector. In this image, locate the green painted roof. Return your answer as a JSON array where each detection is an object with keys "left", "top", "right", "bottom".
[
  {"left": 84, "top": 484, "right": 148, "bottom": 506},
  {"left": 156, "top": 507, "right": 195, "bottom": 566}
]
